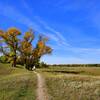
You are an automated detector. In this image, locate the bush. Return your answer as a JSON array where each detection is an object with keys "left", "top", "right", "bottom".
[
  {"left": 39, "top": 62, "right": 48, "bottom": 68},
  {"left": 0, "top": 56, "right": 7, "bottom": 63}
]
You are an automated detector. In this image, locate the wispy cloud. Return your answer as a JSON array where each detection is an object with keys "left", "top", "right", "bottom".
[
  {"left": 0, "top": 3, "right": 40, "bottom": 30},
  {"left": 0, "top": 2, "right": 97, "bottom": 54},
  {"left": 0, "top": 3, "right": 63, "bottom": 45},
  {"left": 34, "top": 16, "right": 70, "bottom": 46},
  {"left": 20, "top": 0, "right": 70, "bottom": 46},
  {"left": 0, "top": 2, "right": 99, "bottom": 50},
  {"left": 0, "top": 0, "right": 70, "bottom": 47},
  {"left": 0, "top": 0, "right": 100, "bottom": 64},
  {"left": 57, "top": 44, "right": 100, "bottom": 52}
]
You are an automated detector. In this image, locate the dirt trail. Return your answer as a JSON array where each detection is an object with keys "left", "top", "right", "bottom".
[{"left": 34, "top": 72, "right": 49, "bottom": 100}]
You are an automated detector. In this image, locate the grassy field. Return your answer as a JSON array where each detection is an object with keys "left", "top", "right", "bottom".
[
  {"left": 38, "top": 66, "right": 100, "bottom": 100},
  {"left": 38, "top": 66, "right": 100, "bottom": 76},
  {"left": 0, "top": 63, "right": 100, "bottom": 100},
  {"left": 0, "top": 63, "right": 37, "bottom": 100}
]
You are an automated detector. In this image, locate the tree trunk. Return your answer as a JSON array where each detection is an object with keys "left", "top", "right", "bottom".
[{"left": 12, "top": 55, "right": 16, "bottom": 67}]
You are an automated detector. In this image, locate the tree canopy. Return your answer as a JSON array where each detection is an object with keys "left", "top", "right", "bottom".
[{"left": 0, "top": 27, "right": 52, "bottom": 70}]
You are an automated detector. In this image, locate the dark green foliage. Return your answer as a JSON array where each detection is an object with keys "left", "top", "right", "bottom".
[
  {"left": 0, "top": 56, "right": 7, "bottom": 63},
  {"left": 39, "top": 62, "right": 48, "bottom": 68},
  {"left": 50, "top": 64, "right": 100, "bottom": 67}
]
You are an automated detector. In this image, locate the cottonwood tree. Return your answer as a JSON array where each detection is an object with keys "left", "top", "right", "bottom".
[
  {"left": 19, "top": 33, "right": 52, "bottom": 70},
  {"left": 18, "top": 29, "right": 34, "bottom": 70},
  {"left": 0, "top": 28, "right": 52, "bottom": 70},
  {"left": 32, "top": 35, "right": 52, "bottom": 68},
  {"left": 0, "top": 28, "right": 21, "bottom": 67}
]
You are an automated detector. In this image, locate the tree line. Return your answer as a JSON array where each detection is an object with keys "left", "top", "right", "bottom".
[
  {"left": 50, "top": 64, "right": 100, "bottom": 67},
  {"left": 0, "top": 28, "right": 52, "bottom": 70}
]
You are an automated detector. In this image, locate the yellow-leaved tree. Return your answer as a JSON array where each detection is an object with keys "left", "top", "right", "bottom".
[
  {"left": 0, "top": 28, "right": 21, "bottom": 67},
  {"left": 0, "top": 28, "right": 52, "bottom": 70}
]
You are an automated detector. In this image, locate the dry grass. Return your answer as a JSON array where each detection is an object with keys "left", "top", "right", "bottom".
[
  {"left": 45, "top": 76, "right": 100, "bottom": 100},
  {"left": 38, "top": 66, "right": 100, "bottom": 76},
  {"left": 39, "top": 66, "right": 100, "bottom": 100}
]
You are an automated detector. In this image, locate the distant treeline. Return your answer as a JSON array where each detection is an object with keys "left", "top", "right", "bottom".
[{"left": 49, "top": 64, "right": 100, "bottom": 67}]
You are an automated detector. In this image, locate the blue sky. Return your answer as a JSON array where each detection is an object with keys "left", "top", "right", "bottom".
[{"left": 0, "top": 0, "right": 100, "bottom": 64}]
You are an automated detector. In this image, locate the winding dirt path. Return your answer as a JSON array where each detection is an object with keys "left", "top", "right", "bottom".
[{"left": 34, "top": 72, "right": 49, "bottom": 100}]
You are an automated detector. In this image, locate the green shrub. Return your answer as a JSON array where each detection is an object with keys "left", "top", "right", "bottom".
[{"left": 0, "top": 56, "right": 7, "bottom": 63}]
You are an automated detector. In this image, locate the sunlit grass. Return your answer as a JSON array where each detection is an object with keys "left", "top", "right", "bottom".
[
  {"left": 38, "top": 66, "right": 100, "bottom": 76},
  {"left": 0, "top": 63, "right": 37, "bottom": 100},
  {"left": 1, "top": 63, "right": 100, "bottom": 100},
  {"left": 45, "top": 75, "right": 100, "bottom": 100},
  {"left": 39, "top": 66, "right": 100, "bottom": 100}
]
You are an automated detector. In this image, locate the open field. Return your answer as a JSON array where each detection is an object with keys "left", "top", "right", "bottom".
[
  {"left": 38, "top": 66, "right": 100, "bottom": 76},
  {"left": 0, "top": 63, "right": 37, "bottom": 100},
  {"left": 38, "top": 66, "right": 100, "bottom": 100},
  {"left": 0, "top": 63, "right": 100, "bottom": 100}
]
